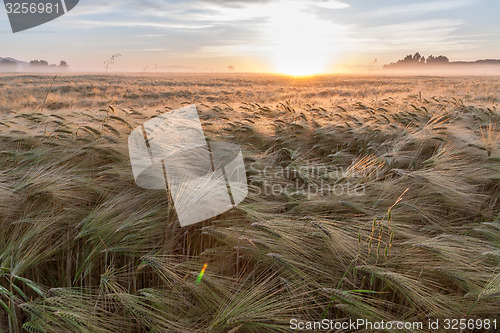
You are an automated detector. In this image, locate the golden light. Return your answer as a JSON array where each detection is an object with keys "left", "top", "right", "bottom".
[{"left": 266, "top": 1, "right": 337, "bottom": 76}]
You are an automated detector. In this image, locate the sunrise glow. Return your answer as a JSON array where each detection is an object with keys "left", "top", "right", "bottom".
[{"left": 266, "top": 1, "right": 337, "bottom": 76}]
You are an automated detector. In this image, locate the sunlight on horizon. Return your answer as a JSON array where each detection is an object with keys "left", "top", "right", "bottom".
[{"left": 266, "top": 1, "right": 339, "bottom": 76}]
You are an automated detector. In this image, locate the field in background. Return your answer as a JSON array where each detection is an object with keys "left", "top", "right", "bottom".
[{"left": 0, "top": 74, "right": 499, "bottom": 332}]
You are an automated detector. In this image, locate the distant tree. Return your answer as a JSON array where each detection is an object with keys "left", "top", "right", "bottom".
[
  {"left": 402, "top": 54, "right": 413, "bottom": 63},
  {"left": 384, "top": 53, "right": 451, "bottom": 69},
  {"left": 30, "top": 60, "right": 49, "bottom": 66},
  {"left": 1, "top": 59, "right": 16, "bottom": 66},
  {"left": 0, "top": 59, "right": 17, "bottom": 70},
  {"left": 368, "top": 59, "right": 378, "bottom": 71},
  {"left": 426, "top": 55, "right": 449, "bottom": 63},
  {"left": 59, "top": 61, "right": 68, "bottom": 67},
  {"left": 396, "top": 53, "right": 422, "bottom": 65},
  {"left": 104, "top": 53, "right": 121, "bottom": 73},
  {"left": 228, "top": 66, "right": 235, "bottom": 72},
  {"left": 436, "top": 55, "right": 449, "bottom": 63}
]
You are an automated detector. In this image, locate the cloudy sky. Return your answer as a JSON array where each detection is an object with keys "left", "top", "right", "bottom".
[{"left": 1, "top": 0, "right": 499, "bottom": 73}]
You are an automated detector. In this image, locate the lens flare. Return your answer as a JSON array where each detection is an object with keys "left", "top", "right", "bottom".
[{"left": 196, "top": 263, "right": 208, "bottom": 285}]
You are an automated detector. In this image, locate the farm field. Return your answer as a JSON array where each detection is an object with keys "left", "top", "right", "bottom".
[{"left": 0, "top": 73, "right": 499, "bottom": 332}]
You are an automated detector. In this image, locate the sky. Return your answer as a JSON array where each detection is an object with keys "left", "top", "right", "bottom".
[{"left": 1, "top": 0, "right": 499, "bottom": 74}]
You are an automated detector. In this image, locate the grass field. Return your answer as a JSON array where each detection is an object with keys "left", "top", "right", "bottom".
[{"left": 0, "top": 73, "right": 499, "bottom": 332}]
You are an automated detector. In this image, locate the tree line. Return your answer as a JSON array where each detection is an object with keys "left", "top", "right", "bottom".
[
  {"left": 384, "top": 53, "right": 450, "bottom": 68},
  {"left": 0, "top": 58, "right": 69, "bottom": 70}
]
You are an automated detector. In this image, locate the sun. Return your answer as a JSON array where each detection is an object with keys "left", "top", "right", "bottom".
[{"left": 266, "top": 1, "right": 336, "bottom": 76}]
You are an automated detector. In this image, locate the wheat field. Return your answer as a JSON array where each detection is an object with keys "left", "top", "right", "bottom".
[{"left": 0, "top": 73, "right": 499, "bottom": 332}]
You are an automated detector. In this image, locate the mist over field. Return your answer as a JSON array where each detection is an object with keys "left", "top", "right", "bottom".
[{"left": 382, "top": 64, "right": 500, "bottom": 76}]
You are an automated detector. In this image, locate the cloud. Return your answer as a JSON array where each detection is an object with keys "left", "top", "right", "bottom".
[
  {"left": 367, "top": 0, "right": 479, "bottom": 18},
  {"left": 2, "top": 0, "right": 496, "bottom": 71},
  {"left": 57, "top": 0, "right": 350, "bottom": 55},
  {"left": 348, "top": 19, "right": 473, "bottom": 52},
  {"left": 64, "top": 19, "right": 213, "bottom": 30},
  {"left": 364, "top": 19, "right": 463, "bottom": 36},
  {"left": 313, "top": 0, "right": 349, "bottom": 10},
  {"left": 66, "top": 0, "right": 348, "bottom": 21},
  {"left": 201, "top": 0, "right": 348, "bottom": 9},
  {"left": 117, "top": 48, "right": 166, "bottom": 52}
]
